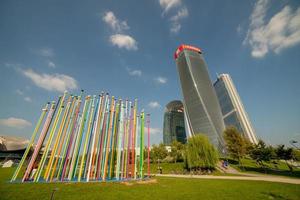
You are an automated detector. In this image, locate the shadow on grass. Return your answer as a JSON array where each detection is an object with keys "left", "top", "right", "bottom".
[
  {"left": 240, "top": 166, "right": 300, "bottom": 178},
  {"left": 262, "top": 192, "right": 291, "bottom": 200}
]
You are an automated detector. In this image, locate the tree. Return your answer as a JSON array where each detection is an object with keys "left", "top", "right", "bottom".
[
  {"left": 223, "top": 126, "right": 247, "bottom": 165},
  {"left": 170, "top": 140, "right": 184, "bottom": 163},
  {"left": 184, "top": 134, "right": 219, "bottom": 170},
  {"left": 249, "top": 140, "right": 275, "bottom": 168},
  {"left": 275, "top": 145, "right": 294, "bottom": 172},
  {"left": 293, "top": 149, "right": 300, "bottom": 161},
  {"left": 150, "top": 143, "right": 168, "bottom": 164}
]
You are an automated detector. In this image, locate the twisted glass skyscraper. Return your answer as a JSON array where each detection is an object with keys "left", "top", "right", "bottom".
[{"left": 174, "top": 44, "right": 225, "bottom": 151}]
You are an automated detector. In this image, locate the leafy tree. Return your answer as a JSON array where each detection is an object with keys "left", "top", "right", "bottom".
[
  {"left": 170, "top": 140, "right": 184, "bottom": 163},
  {"left": 150, "top": 143, "right": 168, "bottom": 164},
  {"left": 249, "top": 140, "right": 275, "bottom": 168},
  {"left": 184, "top": 134, "right": 219, "bottom": 170},
  {"left": 292, "top": 149, "right": 300, "bottom": 161},
  {"left": 223, "top": 126, "right": 247, "bottom": 165},
  {"left": 275, "top": 145, "right": 294, "bottom": 172}
]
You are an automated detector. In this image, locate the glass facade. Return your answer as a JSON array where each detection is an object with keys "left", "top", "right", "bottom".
[
  {"left": 214, "top": 74, "right": 258, "bottom": 144},
  {"left": 163, "top": 100, "right": 186, "bottom": 145},
  {"left": 175, "top": 45, "right": 225, "bottom": 151}
]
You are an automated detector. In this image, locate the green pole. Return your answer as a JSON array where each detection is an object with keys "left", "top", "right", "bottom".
[{"left": 10, "top": 103, "right": 49, "bottom": 182}]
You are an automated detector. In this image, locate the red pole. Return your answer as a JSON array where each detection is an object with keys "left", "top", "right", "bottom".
[{"left": 147, "top": 114, "right": 150, "bottom": 177}]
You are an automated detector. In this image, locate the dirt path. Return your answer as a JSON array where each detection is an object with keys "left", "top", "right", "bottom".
[{"left": 155, "top": 174, "right": 300, "bottom": 185}]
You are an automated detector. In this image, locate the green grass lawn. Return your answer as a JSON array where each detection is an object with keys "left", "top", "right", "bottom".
[
  {"left": 227, "top": 158, "right": 300, "bottom": 178},
  {"left": 1, "top": 167, "right": 300, "bottom": 200}
]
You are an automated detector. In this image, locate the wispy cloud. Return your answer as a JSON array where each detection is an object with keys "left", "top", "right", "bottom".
[
  {"left": 170, "top": 7, "right": 188, "bottom": 33},
  {"left": 15, "top": 89, "right": 32, "bottom": 103},
  {"left": 158, "top": 0, "right": 188, "bottom": 34},
  {"left": 48, "top": 61, "right": 56, "bottom": 68},
  {"left": 244, "top": 0, "right": 300, "bottom": 58},
  {"left": 159, "top": 0, "right": 182, "bottom": 13},
  {"left": 102, "top": 11, "right": 129, "bottom": 32},
  {"left": 15, "top": 89, "right": 23, "bottom": 96},
  {"left": 21, "top": 68, "right": 78, "bottom": 93},
  {"left": 148, "top": 101, "right": 161, "bottom": 109},
  {"left": 24, "top": 96, "right": 32, "bottom": 102},
  {"left": 110, "top": 34, "right": 138, "bottom": 50},
  {"left": 0, "top": 117, "right": 31, "bottom": 129},
  {"left": 36, "top": 47, "right": 54, "bottom": 57},
  {"left": 150, "top": 127, "right": 162, "bottom": 135},
  {"left": 126, "top": 67, "right": 142, "bottom": 77},
  {"left": 237, "top": 24, "right": 243, "bottom": 35},
  {"left": 154, "top": 76, "right": 167, "bottom": 84}
]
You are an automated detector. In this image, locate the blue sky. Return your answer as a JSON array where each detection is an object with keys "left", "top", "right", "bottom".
[{"left": 0, "top": 0, "right": 299, "bottom": 146}]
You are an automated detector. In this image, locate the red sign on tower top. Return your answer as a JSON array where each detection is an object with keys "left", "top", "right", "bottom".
[{"left": 174, "top": 44, "right": 202, "bottom": 59}]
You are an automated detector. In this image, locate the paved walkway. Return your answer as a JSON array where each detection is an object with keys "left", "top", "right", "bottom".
[{"left": 155, "top": 174, "right": 300, "bottom": 185}]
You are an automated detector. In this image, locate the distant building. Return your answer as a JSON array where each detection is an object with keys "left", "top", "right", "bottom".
[
  {"left": 0, "top": 136, "right": 29, "bottom": 160},
  {"left": 163, "top": 100, "right": 186, "bottom": 145},
  {"left": 214, "top": 74, "right": 258, "bottom": 144},
  {"left": 174, "top": 44, "right": 225, "bottom": 151}
]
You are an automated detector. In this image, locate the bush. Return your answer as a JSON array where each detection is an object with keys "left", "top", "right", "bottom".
[{"left": 184, "top": 134, "right": 219, "bottom": 170}]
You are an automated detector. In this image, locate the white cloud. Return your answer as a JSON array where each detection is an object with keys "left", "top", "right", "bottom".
[
  {"left": 126, "top": 67, "right": 142, "bottom": 77},
  {"left": 148, "top": 101, "right": 161, "bottom": 109},
  {"left": 21, "top": 68, "right": 78, "bottom": 93},
  {"left": 244, "top": 0, "right": 300, "bottom": 58},
  {"left": 110, "top": 34, "right": 138, "bottom": 50},
  {"left": 36, "top": 48, "right": 54, "bottom": 57},
  {"left": 159, "top": 0, "right": 182, "bottom": 13},
  {"left": 103, "top": 11, "right": 129, "bottom": 32},
  {"left": 24, "top": 97, "right": 32, "bottom": 102},
  {"left": 237, "top": 24, "right": 243, "bottom": 34},
  {"left": 48, "top": 61, "right": 56, "bottom": 68},
  {"left": 150, "top": 127, "right": 162, "bottom": 135},
  {"left": 170, "top": 7, "right": 188, "bottom": 33},
  {"left": 154, "top": 76, "right": 167, "bottom": 84},
  {"left": 0, "top": 117, "right": 31, "bottom": 129}
]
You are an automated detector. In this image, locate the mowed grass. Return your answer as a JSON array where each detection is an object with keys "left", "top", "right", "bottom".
[
  {"left": 228, "top": 158, "right": 300, "bottom": 178},
  {"left": 1, "top": 167, "right": 300, "bottom": 200}
]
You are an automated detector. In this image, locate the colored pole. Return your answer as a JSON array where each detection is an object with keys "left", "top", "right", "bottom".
[
  {"left": 56, "top": 96, "right": 77, "bottom": 180},
  {"left": 22, "top": 101, "right": 56, "bottom": 182},
  {"left": 61, "top": 96, "right": 82, "bottom": 180},
  {"left": 108, "top": 101, "right": 120, "bottom": 179},
  {"left": 49, "top": 96, "right": 75, "bottom": 181},
  {"left": 34, "top": 94, "right": 65, "bottom": 182},
  {"left": 100, "top": 97, "right": 111, "bottom": 178},
  {"left": 139, "top": 112, "right": 145, "bottom": 179},
  {"left": 131, "top": 99, "right": 137, "bottom": 177},
  {"left": 95, "top": 94, "right": 108, "bottom": 179},
  {"left": 115, "top": 100, "right": 124, "bottom": 180},
  {"left": 91, "top": 93, "right": 105, "bottom": 179},
  {"left": 45, "top": 96, "right": 72, "bottom": 181},
  {"left": 103, "top": 96, "right": 115, "bottom": 180},
  {"left": 134, "top": 114, "right": 139, "bottom": 179},
  {"left": 10, "top": 103, "right": 49, "bottom": 182},
  {"left": 68, "top": 96, "right": 90, "bottom": 179},
  {"left": 84, "top": 96, "right": 99, "bottom": 181},
  {"left": 147, "top": 114, "right": 150, "bottom": 177},
  {"left": 86, "top": 95, "right": 101, "bottom": 181},
  {"left": 78, "top": 96, "right": 94, "bottom": 181}
]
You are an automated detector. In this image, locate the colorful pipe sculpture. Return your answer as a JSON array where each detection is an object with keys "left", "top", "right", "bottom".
[{"left": 12, "top": 91, "right": 150, "bottom": 183}]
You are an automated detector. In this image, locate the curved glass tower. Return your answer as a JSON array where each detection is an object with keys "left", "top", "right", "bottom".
[
  {"left": 163, "top": 100, "right": 186, "bottom": 145},
  {"left": 214, "top": 74, "right": 258, "bottom": 144},
  {"left": 174, "top": 44, "right": 225, "bottom": 151}
]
